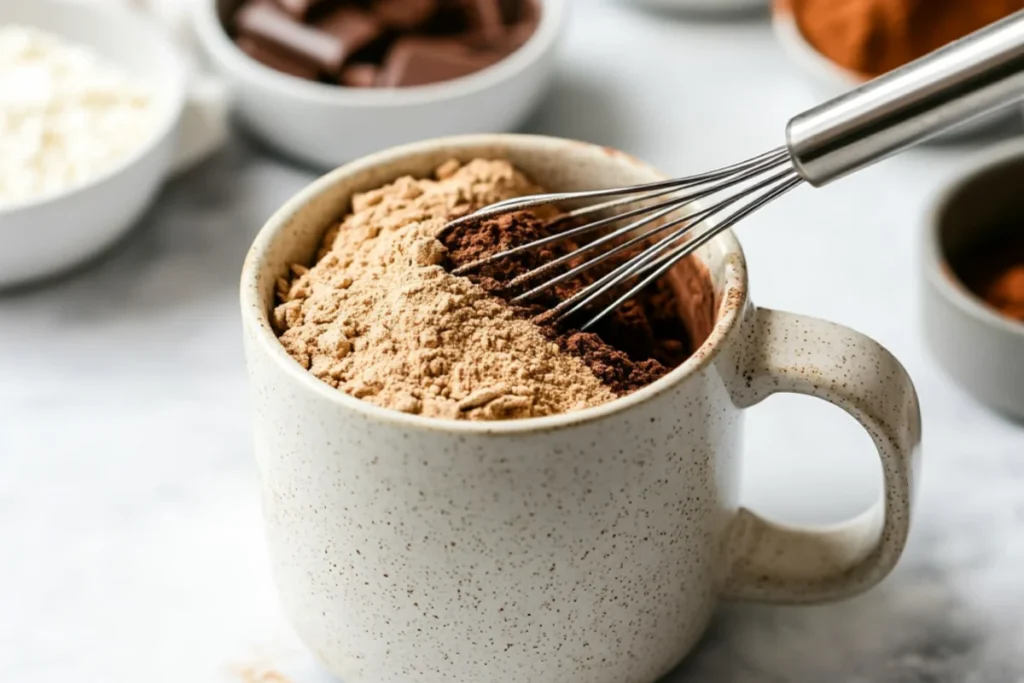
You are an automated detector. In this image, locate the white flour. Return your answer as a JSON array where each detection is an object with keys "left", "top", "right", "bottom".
[{"left": 0, "top": 25, "right": 159, "bottom": 207}]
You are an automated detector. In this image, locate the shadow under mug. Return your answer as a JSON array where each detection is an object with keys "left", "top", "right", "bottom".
[{"left": 241, "top": 135, "right": 921, "bottom": 683}]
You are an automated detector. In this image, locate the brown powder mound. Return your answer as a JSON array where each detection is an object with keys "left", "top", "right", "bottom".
[
  {"left": 440, "top": 211, "right": 692, "bottom": 395},
  {"left": 273, "top": 159, "right": 617, "bottom": 420}
]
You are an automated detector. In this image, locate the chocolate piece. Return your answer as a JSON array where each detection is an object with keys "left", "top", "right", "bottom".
[
  {"left": 236, "top": 1, "right": 346, "bottom": 73},
  {"left": 461, "top": 0, "right": 504, "bottom": 45},
  {"left": 423, "top": 3, "right": 470, "bottom": 34},
  {"left": 340, "top": 63, "right": 379, "bottom": 87},
  {"left": 228, "top": 0, "right": 537, "bottom": 86},
  {"left": 236, "top": 35, "right": 320, "bottom": 79},
  {"left": 503, "top": 17, "right": 536, "bottom": 51},
  {"left": 314, "top": 6, "right": 383, "bottom": 61},
  {"left": 273, "top": 0, "right": 336, "bottom": 20},
  {"left": 379, "top": 37, "right": 500, "bottom": 86},
  {"left": 499, "top": 0, "right": 525, "bottom": 23},
  {"left": 372, "top": 0, "right": 438, "bottom": 29}
]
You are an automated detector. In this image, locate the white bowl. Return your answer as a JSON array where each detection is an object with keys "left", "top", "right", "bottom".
[
  {"left": 191, "top": 0, "right": 566, "bottom": 169},
  {"left": 0, "top": 0, "right": 186, "bottom": 288},
  {"left": 771, "top": 7, "right": 1013, "bottom": 142},
  {"left": 624, "top": 0, "right": 768, "bottom": 13},
  {"left": 922, "top": 141, "right": 1024, "bottom": 420}
]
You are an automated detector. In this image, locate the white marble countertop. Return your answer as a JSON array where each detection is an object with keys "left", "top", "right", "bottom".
[{"left": 4, "top": 2, "right": 1024, "bottom": 681}]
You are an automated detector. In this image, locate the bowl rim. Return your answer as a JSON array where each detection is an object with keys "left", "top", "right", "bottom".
[
  {"left": 0, "top": 0, "right": 186, "bottom": 216},
  {"left": 923, "top": 139, "right": 1024, "bottom": 340},
  {"left": 770, "top": 5, "right": 870, "bottom": 85},
  {"left": 192, "top": 0, "right": 566, "bottom": 107},
  {"left": 240, "top": 134, "right": 751, "bottom": 435}
]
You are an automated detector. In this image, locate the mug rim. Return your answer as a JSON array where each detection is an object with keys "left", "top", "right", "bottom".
[{"left": 240, "top": 134, "right": 751, "bottom": 434}]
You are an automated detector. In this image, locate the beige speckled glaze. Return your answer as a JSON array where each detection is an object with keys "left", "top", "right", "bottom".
[{"left": 240, "top": 135, "right": 922, "bottom": 683}]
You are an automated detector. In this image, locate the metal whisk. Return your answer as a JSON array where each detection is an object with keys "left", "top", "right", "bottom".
[{"left": 441, "top": 10, "right": 1024, "bottom": 330}]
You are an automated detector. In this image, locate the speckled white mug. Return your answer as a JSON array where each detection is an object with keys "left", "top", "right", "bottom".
[{"left": 241, "top": 135, "right": 921, "bottom": 683}]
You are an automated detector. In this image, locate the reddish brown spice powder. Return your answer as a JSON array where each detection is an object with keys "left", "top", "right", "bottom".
[
  {"left": 441, "top": 211, "right": 694, "bottom": 394},
  {"left": 956, "top": 230, "right": 1024, "bottom": 324},
  {"left": 785, "top": 0, "right": 1024, "bottom": 77}
]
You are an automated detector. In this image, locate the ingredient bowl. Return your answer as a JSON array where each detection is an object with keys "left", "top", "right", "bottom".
[
  {"left": 771, "top": 3, "right": 1014, "bottom": 142},
  {"left": 922, "top": 141, "right": 1024, "bottom": 420},
  {"left": 0, "top": 0, "right": 185, "bottom": 288},
  {"left": 191, "top": 0, "right": 566, "bottom": 169},
  {"left": 623, "top": 0, "right": 769, "bottom": 13}
]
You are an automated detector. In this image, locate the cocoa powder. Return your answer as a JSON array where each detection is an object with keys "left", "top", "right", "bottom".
[{"left": 440, "top": 211, "right": 692, "bottom": 394}]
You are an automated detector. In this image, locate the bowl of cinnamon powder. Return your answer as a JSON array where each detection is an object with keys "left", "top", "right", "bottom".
[
  {"left": 772, "top": 0, "right": 1022, "bottom": 141},
  {"left": 923, "top": 142, "right": 1024, "bottom": 420}
]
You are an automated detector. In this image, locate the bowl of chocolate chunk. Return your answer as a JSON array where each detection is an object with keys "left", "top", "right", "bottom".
[
  {"left": 923, "top": 141, "right": 1024, "bottom": 420},
  {"left": 240, "top": 134, "right": 921, "bottom": 683},
  {"left": 191, "top": 0, "right": 563, "bottom": 167}
]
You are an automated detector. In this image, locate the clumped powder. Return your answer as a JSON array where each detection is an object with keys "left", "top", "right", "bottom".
[
  {"left": 273, "top": 159, "right": 617, "bottom": 420},
  {"left": 439, "top": 211, "right": 692, "bottom": 394}
]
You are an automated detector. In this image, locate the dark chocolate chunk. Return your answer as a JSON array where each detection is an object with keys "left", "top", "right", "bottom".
[
  {"left": 236, "top": 1, "right": 347, "bottom": 73},
  {"left": 422, "top": 3, "right": 470, "bottom": 34},
  {"left": 379, "top": 37, "right": 499, "bottom": 86},
  {"left": 229, "top": 0, "right": 536, "bottom": 86},
  {"left": 498, "top": 0, "right": 524, "bottom": 23},
  {"left": 236, "top": 35, "right": 320, "bottom": 79},
  {"left": 502, "top": 17, "right": 537, "bottom": 51},
  {"left": 372, "top": 0, "right": 437, "bottom": 29},
  {"left": 314, "top": 5, "right": 383, "bottom": 61},
  {"left": 340, "top": 63, "right": 380, "bottom": 87},
  {"left": 460, "top": 0, "right": 504, "bottom": 45},
  {"left": 273, "top": 0, "right": 337, "bottom": 20}
]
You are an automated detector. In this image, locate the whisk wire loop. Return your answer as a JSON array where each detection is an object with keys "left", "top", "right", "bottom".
[{"left": 440, "top": 148, "right": 802, "bottom": 328}]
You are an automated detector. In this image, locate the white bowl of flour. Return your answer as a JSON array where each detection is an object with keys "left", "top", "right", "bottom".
[{"left": 0, "top": 0, "right": 185, "bottom": 288}]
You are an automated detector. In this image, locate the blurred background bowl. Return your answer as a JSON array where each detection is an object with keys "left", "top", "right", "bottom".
[
  {"left": 0, "top": 0, "right": 185, "bottom": 288},
  {"left": 922, "top": 141, "right": 1024, "bottom": 420},
  {"left": 771, "top": 3, "right": 1015, "bottom": 142},
  {"left": 191, "top": 0, "right": 567, "bottom": 169},
  {"left": 623, "top": 0, "right": 769, "bottom": 13}
]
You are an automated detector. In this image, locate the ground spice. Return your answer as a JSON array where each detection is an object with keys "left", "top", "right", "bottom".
[
  {"left": 440, "top": 211, "right": 692, "bottom": 395},
  {"left": 273, "top": 159, "right": 618, "bottom": 420},
  {"left": 957, "top": 230, "right": 1024, "bottom": 323},
  {"left": 786, "top": 0, "right": 1024, "bottom": 77}
]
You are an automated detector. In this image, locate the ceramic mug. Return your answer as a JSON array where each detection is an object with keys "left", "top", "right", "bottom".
[{"left": 241, "top": 135, "right": 921, "bottom": 683}]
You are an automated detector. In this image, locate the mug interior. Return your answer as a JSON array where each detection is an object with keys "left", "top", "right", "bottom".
[{"left": 242, "top": 135, "right": 749, "bottom": 429}]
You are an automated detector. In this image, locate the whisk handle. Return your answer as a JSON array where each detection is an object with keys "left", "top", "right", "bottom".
[{"left": 787, "top": 9, "right": 1024, "bottom": 187}]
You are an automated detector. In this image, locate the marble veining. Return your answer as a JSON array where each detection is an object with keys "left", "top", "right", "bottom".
[{"left": 3, "top": 2, "right": 1024, "bottom": 682}]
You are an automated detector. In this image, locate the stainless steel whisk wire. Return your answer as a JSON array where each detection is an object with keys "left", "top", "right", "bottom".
[{"left": 440, "top": 10, "right": 1024, "bottom": 330}]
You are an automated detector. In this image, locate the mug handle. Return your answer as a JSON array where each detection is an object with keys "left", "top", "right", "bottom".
[{"left": 721, "top": 308, "right": 921, "bottom": 604}]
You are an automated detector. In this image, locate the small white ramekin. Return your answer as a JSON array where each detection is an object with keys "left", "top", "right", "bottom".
[
  {"left": 0, "top": 1, "right": 186, "bottom": 289},
  {"left": 191, "top": 0, "right": 566, "bottom": 169},
  {"left": 922, "top": 141, "right": 1024, "bottom": 420}
]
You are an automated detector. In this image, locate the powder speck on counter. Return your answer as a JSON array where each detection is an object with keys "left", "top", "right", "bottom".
[{"left": 274, "top": 160, "right": 617, "bottom": 420}]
